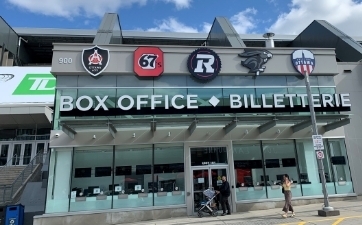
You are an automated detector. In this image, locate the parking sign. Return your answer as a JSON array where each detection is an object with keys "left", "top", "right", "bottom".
[{"left": 312, "top": 135, "right": 324, "bottom": 150}]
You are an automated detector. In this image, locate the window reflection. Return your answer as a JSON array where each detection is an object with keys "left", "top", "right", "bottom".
[
  {"left": 233, "top": 142, "right": 267, "bottom": 201},
  {"left": 262, "top": 140, "right": 302, "bottom": 198}
]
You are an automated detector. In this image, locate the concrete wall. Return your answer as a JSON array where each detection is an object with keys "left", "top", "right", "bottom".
[{"left": 335, "top": 62, "right": 362, "bottom": 195}]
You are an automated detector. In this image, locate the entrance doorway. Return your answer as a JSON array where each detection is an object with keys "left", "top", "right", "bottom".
[{"left": 192, "top": 166, "right": 229, "bottom": 213}]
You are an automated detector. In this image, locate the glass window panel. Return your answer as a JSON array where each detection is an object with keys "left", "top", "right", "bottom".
[
  {"left": 78, "top": 76, "right": 117, "bottom": 87},
  {"left": 55, "top": 89, "right": 78, "bottom": 129},
  {"left": 233, "top": 142, "right": 267, "bottom": 201},
  {"left": 328, "top": 139, "right": 353, "bottom": 194},
  {"left": 45, "top": 148, "right": 72, "bottom": 213},
  {"left": 116, "top": 75, "right": 154, "bottom": 87},
  {"left": 221, "top": 76, "right": 255, "bottom": 87},
  {"left": 254, "top": 76, "right": 287, "bottom": 86},
  {"left": 69, "top": 146, "right": 113, "bottom": 212},
  {"left": 76, "top": 88, "right": 116, "bottom": 119},
  {"left": 154, "top": 75, "right": 187, "bottom": 87},
  {"left": 256, "top": 88, "right": 289, "bottom": 115},
  {"left": 287, "top": 87, "right": 319, "bottom": 115},
  {"left": 154, "top": 88, "right": 187, "bottom": 113},
  {"left": 0, "top": 144, "right": 9, "bottom": 166},
  {"left": 296, "top": 139, "right": 336, "bottom": 197},
  {"left": 12, "top": 144, "right": 21, "bottom": 165},
  {"left": 191, "top": 147, "right": 227, "bottom": 166},
  {"left": 318, "top": 76, "right": 335, "bottom": 86},
  {"left": 116, "top": 88, "right": 153, "bottom": 118},
  {"left": 222, "top": 88, "right": 256, "bottom": 109},
  {"left": 186, "top": 76, "right": 222, "bottom": 87},
  {"left": 287, "top": 76, "right": 318, "bottom": 87},
  {"left": 56, "top": 76, "right": 78, "bottom": 87},
  {"left": 262, "top": 140, "right": 302, "bottom": 198},
  {"left": 23, "top": 144, "right": 32, "bottom": 165},
  {"left": 187, "top": 88, "right": 223, "bottom": 108},
  {"left": 113, "top": 145, "right": 152, "bottom": 209},
  {"left": 154, "top": 144, "right": 185, "bottom": 206}
]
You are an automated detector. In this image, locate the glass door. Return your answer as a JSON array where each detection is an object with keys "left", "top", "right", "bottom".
[
  {"left": 0, "top": 143, "right": 10, "bottom": 166},
  {"left": 192, "top": 166, "right": 229, "bottom": 212},
  {"left": 11, "top": 142, "right": 34, "bottom": 165}
]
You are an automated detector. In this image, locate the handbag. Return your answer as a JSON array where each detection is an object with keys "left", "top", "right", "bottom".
[{"left": 282, "top": 186, "right": 285, "bottom": 194}]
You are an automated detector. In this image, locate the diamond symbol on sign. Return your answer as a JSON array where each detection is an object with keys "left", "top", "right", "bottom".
[{"left": 208, "top": 96, "right": 220, "bottom": 107}]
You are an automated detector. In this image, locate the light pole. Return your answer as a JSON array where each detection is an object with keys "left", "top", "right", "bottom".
[{"left": 303, "top": 71, "right": 333, "bottom": 211}]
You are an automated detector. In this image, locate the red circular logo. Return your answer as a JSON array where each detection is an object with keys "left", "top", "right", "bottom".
[{"left": 134, "top": 47, "right": 164, "bottom": 77}]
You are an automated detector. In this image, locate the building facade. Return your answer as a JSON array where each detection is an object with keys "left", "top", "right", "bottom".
[
  {"left": 41, "top": 43, "right": 354, "bottom": 224},
  {"left": 0, "top": 14, "right": 361, "bottom": 225}
]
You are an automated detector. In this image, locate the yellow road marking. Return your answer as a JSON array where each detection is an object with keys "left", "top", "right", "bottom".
[
  {"left": 278, "top": 215, "right": 362, "bottom": 225},
  {"left": 332, "top": 218, "right": 345, "bottom": 225}
]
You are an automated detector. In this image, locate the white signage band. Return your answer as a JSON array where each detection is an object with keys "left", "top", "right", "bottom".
[{"left": 59, "top": 93, "right": 351, "bottom": 112}]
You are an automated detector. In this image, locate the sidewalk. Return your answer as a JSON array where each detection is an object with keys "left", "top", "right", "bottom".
[{"left": 121, "top": 199, "right": 362, "bottom": 225}]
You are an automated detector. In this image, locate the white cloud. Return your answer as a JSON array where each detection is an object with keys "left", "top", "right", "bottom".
[
  {"left": 147, "top": 8, "right": 257, "bottom": 34},
  {"left": 6, "top": 0, "right": 190, "bottom": 18},
  {"left": 161, "top": 0, "right": 192, "bottom": 9},
  {"left": 268, "top": 0, "right": 362, "bottom": 36},
  {"left": 147, "top": 17, "right": 210, "bottom": 33},
  {"left": 229, "top": 8, "right": 257, "bottom": 34}
]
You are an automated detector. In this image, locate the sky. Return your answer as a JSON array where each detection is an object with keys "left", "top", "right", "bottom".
[{"left": 1, "top": 0, "right": 362, "bottom": 36}]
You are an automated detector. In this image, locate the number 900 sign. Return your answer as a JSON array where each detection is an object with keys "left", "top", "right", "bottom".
[{"left": 58, "top": 58, "right": 73, "bottom": 64}]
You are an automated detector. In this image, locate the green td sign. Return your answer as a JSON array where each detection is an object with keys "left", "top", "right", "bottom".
[{"left": 13, "top": 73, "right": 56, "bottom": 95}]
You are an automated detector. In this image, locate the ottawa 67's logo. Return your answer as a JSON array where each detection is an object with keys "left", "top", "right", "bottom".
[{"left": 134, "top": 47, "right": 164, "bottom": 77}]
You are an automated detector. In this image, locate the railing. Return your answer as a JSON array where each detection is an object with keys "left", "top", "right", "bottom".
[{"left": 0, "top": 153, "right": 45, "bottom": 205}]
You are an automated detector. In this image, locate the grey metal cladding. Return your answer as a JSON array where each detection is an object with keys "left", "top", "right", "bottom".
[
  {"left": 93, "top": 13, "right": 123, "bottom": 45},
  {"left": 290, "top": 20, "right": 362, "bottom": 62},
  {"left": 207, "top": 17, "right": 246, "bottom": 47}
]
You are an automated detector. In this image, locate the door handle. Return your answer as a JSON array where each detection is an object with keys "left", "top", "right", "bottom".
[
  {"left": 187, "top": 192, "right": 191, "bottom": 196},
  {"left": 232, "top": 185, "right": 234, "bottom": 189}
]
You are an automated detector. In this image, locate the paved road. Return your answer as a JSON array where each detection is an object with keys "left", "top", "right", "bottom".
[{"left": 121, "top": 199, "right": 362, "bottom": 225}]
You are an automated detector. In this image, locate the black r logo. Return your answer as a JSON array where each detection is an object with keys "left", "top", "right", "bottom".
[{"left": 187, "top": 48, "right": 222, "bottom": 82}]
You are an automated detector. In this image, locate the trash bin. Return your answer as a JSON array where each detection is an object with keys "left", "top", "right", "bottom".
[
  {"left": 0, "top": 206, "right": 5, "bottom": 225},
  {"left": 5, "top": 205, "right": 24, "bottom": 225}
]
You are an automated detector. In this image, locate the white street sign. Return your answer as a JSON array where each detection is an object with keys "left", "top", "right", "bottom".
[
  {"left": 316, "top": 151, "right": 325, "bottom": 159},
  {"left": 312, "top": 135, "right": 324, "bottom": 150}
]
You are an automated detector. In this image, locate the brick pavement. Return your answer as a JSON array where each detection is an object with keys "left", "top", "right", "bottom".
[{"left": 120, "top": 199, "right": 362, "bottom": 225}]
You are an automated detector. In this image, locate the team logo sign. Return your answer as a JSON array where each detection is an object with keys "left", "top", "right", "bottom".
[
  {"left": 82, "top": 46, "right": 110, "bottom": 77},
  {"left": 292, "top": 49, "right": 315, "bottom": 75},
  {"left": 134, "top": 47, "right": 164, "bottom": 77},
  {"left": 0, "top": 74, "right": 14, "bottom": 82},
  {"left": 187, "top": 48, "right": 221, "bottom": 81},
  {"left": 238, "top": 49, "right": 273, "bottom": 75}
]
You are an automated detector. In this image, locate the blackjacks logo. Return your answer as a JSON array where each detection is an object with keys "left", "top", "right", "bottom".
[
  {"left": 0, "top": 74, "right": 14, "bottom": 82},
  {"left": 238, "top": 49, "right": 273, "bottom": 75},
  {"left": 187, "top": 48, "right": 221, "bottom": 82},
  {"left": 82, "top": 46, "right": 110, "bottom": 77}
]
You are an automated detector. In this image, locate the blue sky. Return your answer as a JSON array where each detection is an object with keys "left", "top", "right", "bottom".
[{"left": 1, "top": 0, "right": 362, "bottom": 36}]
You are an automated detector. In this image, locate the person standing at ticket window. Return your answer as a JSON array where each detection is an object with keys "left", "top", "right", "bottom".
[
  {"left": 216, "top": 176, "right": 231, "bottom": 216},
  {"left": 282, "top": 174, "right": 295, "bottom": 218}
]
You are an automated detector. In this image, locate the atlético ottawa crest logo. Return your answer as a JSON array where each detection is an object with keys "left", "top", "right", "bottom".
[
  {"left": 82, "top": 46, "right": 110, "bottom": 77},
  {"left": 291, "top": 49, "right": 316, "bottom": 76}
]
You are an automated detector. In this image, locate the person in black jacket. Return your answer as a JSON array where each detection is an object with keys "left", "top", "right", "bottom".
[{"left": 216, "top": 176, "right": 231, "bottom": 216}]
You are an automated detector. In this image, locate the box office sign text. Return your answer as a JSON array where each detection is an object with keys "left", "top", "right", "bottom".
[{"left": 59, "top": 93, "right": 351, "bottom": 117}]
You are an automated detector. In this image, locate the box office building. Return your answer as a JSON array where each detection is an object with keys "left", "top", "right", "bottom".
[{"left": 1, "top": 14, "right": 362, "bottom": 225}]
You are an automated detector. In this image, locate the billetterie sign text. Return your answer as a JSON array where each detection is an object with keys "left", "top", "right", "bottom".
[{"left": 59, "top": 93, "right": 351, "bottom": 111}]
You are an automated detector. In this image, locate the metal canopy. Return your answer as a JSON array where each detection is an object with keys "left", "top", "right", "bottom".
[
  {"left": 61, "top": 123, "right": 77, "bottom": 140},
  {"left": 207, "top": 17, "right": 246, "bottom": 47},
  {"left": 188, "top": 120, "right": 198, "bottom": 135},
  {"left": 323, "top": 118, "right": 351, "bottom": 132},
  {"left": 58, "top": 114, "right": 350, "bottom": 133},
  {"left": 258, "top": 119, "right": 277, "bottom": 134},
  {"left": 224, "top": 119, "right": 238, "bottom": 134},
  {"left": 292, "top": 120, "right": 312, "bottom": 133},
  {"left": 107, "top": 123, "right": 117, "bottom": 139}
]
